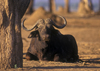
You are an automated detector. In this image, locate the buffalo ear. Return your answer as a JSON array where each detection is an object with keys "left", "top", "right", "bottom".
[{"left": 28, "top": 30, "right": 39, "bottom": 38}]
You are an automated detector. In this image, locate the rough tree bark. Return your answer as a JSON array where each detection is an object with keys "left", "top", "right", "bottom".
[
  {"left": 25, "top": 0, "right": 34, "bottom": 14},
  {"left": 49, "top": 0, "right": 56, "bottom": 12},
  {"left": 64, "top": 0, "right": 69, "bottom": 13},
  {"left": 0, "top": 0, "right": 30, "bottom": 69}
]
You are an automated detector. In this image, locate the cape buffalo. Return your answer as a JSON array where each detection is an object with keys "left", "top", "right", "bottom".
[{"left": 21, "top": 16, "right": 79, "bottom": 62}]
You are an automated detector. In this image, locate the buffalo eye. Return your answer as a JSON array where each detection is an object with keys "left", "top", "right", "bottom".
[{"left": 28, "top": 30, "right": 39, "bottom": 38}]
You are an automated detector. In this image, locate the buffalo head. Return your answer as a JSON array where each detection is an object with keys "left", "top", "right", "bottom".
[{"left": 21, "top": 16, "right": 67, "bottom": 41}]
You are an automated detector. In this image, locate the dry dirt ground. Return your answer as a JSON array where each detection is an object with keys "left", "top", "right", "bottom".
[{"left": 2, "top": 13, "right": 100, "bottom": 71}]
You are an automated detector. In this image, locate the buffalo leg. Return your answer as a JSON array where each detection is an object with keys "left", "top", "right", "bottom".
[{"left": 25, "top": 52, "right": 39, "bottom": 60}]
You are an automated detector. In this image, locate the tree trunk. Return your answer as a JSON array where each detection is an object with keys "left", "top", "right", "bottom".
[
  {"left": 0, "top": 0, "right": 30, "bottom": 69},
  {"left": 89, "top": 0, "right": 93, "bottom": 10},
  {"left": 99, "top": 0, "right": 100, "bottom": 11},
  {"left": 49, "top": 0, "right": 56, "bottom": 12},
  {"left": 78, "top": 0, "right": 93, "bottom": 15},
  {"left": 84, "top": 0, "right": 93, "bottom": 12},
  {"left": 25, "top": 0, "right": 34, "bottom": 14},
  {"left": 64, "top": 0, "right": 69, "bottom": 13}
]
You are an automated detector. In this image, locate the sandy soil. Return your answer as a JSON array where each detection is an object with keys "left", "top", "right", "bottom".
[{"left": 2, "top": 13, "right": 100, "bottom": 71}]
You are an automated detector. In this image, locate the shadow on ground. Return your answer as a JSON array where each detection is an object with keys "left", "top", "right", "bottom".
[
  {"left": 27, "top": 66, "right": 100, "bottom": 69},
  {"left": 84, "top": 58, "right": 100, "bottom": 64}
]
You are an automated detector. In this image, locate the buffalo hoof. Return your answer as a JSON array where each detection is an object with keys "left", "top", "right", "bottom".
[
  {"left": 26, "top": 55, "right": 31, "bottom": 60},
  {"left": 25, "top": 52, "right": 32, "bottom": 60},
  {"left": 25, "top": 52, "right": 39, "bottom": 60},
  {"left": 54, "top": 54, "right": 60, "bottom": 61}
]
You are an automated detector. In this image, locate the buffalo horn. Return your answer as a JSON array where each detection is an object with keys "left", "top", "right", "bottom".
[
  {"left": 52, "top": 16, "right": 67, "bottom": 29},
  {"left": 21, "top": 19, "right": 38, "bottom": 31}
]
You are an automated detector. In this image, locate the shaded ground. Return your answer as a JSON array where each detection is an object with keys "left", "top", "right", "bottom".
[{"left": 1, "top": 13, "right": 100, "bottom": 71}]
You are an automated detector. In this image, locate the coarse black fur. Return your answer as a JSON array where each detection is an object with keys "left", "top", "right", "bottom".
[{"left": 25, "top": 19, "right": 79, "bottom": 62}]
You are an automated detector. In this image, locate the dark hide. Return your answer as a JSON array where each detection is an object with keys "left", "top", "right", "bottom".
[{"left": 26, "top": 19, "right": 79, "bottom": 62}]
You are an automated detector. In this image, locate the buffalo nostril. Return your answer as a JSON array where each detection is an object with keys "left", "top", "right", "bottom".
[
  {"left": 42, "top": 35, "right": 50, "bottom": 41},
  {"left": 43, "top": 37, "right": 50, "bottom": 41}
]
